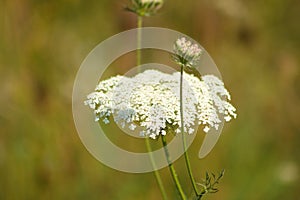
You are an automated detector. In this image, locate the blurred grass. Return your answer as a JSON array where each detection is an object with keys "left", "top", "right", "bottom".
[{"left": 1, "top": 0, "right": 300, "bottom": 199}]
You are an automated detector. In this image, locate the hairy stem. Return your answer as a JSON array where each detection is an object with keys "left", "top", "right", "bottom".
[
  {"left": 180, "top": 65, "right": 200, "bottom": 197},
  {"left": 145, "top": 138, "right": 168, "bottom": 200},
  {"left": 161, "top": 136, "right": 186, "bottom": 200}
]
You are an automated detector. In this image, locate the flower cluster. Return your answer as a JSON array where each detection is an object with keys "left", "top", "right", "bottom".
[
  {"left": 85, "top": 70, "right": 237, "bottom": 139},
  {"left": 126, "top": 0, "right": 163, "bottom": 16},
  {"left": 173, "top": 37, "right": 203, "bottom": 68}
]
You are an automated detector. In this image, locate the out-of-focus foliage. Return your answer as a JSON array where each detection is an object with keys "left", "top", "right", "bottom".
[{"left": 1, "top": 0, "right": 299, "bottom": 199}]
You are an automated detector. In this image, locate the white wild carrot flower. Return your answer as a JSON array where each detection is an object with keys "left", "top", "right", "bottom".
[{"left": 85, "top": 70, "right": 237, "bottom": 139}]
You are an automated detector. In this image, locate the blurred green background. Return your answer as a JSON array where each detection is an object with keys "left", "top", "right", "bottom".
[{"left": 1, "top": 0, "right": 300, "bottom": 199}]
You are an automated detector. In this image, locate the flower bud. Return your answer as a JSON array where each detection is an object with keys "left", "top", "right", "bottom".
[
  {"left": 126, "top": 0, "right": 164, "bottom": 16},
  {"left": 173, "top": 37, "right": 203, "bottom": 68}
]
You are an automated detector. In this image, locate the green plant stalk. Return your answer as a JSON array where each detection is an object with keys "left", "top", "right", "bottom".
[
  {"left": 137, "top": 15, "right": 168, "bottom": 200},
  {"left": 161, "top": 136, "right": 187, "bottom": 200},
  {"left": 197, "top": 191, "right": 205, "bottom": 200},
  {"left": 137, "top": 15, "right": 142, "bottom": 72},
  {"left": 180, "top": 65, "right": 200, "bottom": 197},
  {"left": 145, "top": 137, "right": 169, "bottom": 200}
]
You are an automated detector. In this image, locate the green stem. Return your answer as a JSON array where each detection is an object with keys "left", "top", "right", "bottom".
[
  {"left": 145, "top": 137, "right": 168, "bottom": 200},
  {"left": 161, "top": 136, "right": 186, "bottom": 200},
  {"left": 197, "top": 192, "right": 205, "bottom": 200},
  {"left": 180, "top": 65, "right": 200, "bottom": 197},
  {"left": 137, "top": 16, "right": 142, "bottom": 72},
  {"left": 137, "top": 15, "right": 168, "bottom": 200}
]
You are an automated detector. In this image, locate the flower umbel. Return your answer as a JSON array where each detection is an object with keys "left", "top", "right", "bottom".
[
  {"left": 126, "top": 0, "right": 164, "bottom": 17},
  {"left": 85, "top": 70, "right": 237, "bottom": 139},
  {"left": 173, "top": 37, "right": 203, "bottom": 68}
]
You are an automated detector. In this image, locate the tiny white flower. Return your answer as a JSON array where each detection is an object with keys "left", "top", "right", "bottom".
[
  {"left": 188, "top": 128, "right": 194, "bottom": 134},
  {"left": 203, "top": 126, "right": 210, "bottom": 133},
  {"left": 129, "top": 123, "right": 137, "bottom": 130},
  {"left": 175, "top": 129, "right": 181, "bottom": 134},
  {"left": 224, "top": 115, "right": 231, "bottom": 122},
  {"left": 139, "top": 131, "right": 145, "bottom": 137},
  {"left": 149, "top": 133, "right": 156, "bottom": 139},
  {"left": 103, "top": 118, "right": 110, "bottom": 124}
]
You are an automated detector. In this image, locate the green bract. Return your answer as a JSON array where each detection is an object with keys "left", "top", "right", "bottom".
[{"left": 126, "top": 0, "right": 164, "bottom": 17}]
